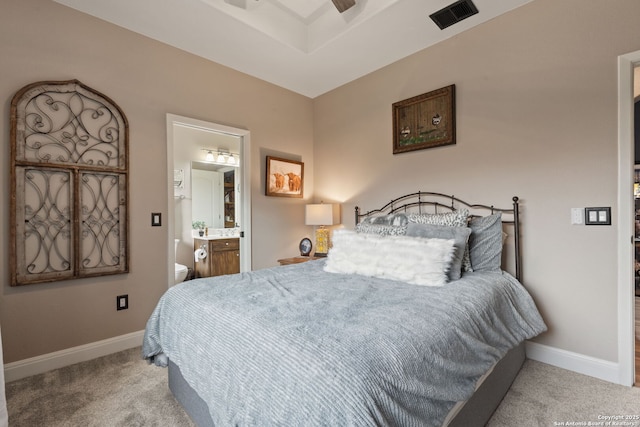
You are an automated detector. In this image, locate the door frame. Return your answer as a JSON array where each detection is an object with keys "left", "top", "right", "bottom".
[
  {"left": 166, "top": 114, "right": 252, "bottom": 287},
  {"left": 617, "top": 50, "right": 639, "bottom": 386}
]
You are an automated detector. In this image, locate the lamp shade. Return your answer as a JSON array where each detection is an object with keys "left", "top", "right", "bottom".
[{"left": 305, "top": 204, "right": 340, "bottom": 226}]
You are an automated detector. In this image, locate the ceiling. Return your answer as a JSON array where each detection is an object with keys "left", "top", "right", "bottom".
[{"left": 53, "top": 0, "right": 533, "bottom": 98}]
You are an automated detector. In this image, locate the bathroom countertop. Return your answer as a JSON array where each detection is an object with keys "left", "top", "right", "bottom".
[
  {"left": 194, "top": 235, "right": 239, "bottom": 240},
  {"left": 192, "top": 228, "right": 240, "bottom": 240}
]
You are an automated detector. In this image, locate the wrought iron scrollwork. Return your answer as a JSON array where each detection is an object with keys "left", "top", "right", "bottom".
[
  {"left": 80, "top": 172, "right": 124, "bottom": 270},
  {"left": 11, "top": 80, "right": 129, "bottom": 286},
  {"left": 23, "top": 91, "right": 121, "bottom": 167},
  {"left": 22, "top": 168, "right": 72, "bottom": 275}
]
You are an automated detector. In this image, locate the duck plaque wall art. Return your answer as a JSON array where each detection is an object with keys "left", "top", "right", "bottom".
[{"left": 392, "top": 84, "right": 456, "bottom": 154}]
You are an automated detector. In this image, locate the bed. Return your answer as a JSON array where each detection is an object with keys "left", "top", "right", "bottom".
[{"left": 143, "top": 192, "right": 546, "bottom": 427}]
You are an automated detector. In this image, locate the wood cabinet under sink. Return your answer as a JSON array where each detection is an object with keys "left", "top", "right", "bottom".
[{"left": 194, "top": 238, "right": 240, "bottom": 278}]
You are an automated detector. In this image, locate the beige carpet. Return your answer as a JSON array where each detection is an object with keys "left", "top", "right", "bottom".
[
  {"left": 5, "top": 347, "right": 640, "bottom": 426},
  {"left": 6, "top": 347, "right": 194, "bottom": 427},
  {"left": 488, "top": 360, "right": 640, "bottom": 426}
]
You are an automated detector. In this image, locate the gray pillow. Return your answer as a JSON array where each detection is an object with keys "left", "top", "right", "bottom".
[
  {"left": 361, "top": 213, "right": 408, "bottom": 226},
  {"left": 468, "top": 213, "right": 503, "bottom": 272},
  {"left": 408, "top": 209, "right": 472, "bottom": 271},
  {"left": 406, "top": 223, "right": 471, "bottom": 281},
  {"left": 407, "top": 209, "right": 469, "bottom": 227},
  {"left": 355, "top": 223, "right": 407, "bottom": 236}
]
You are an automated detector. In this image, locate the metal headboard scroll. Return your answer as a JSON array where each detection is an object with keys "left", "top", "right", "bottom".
[
  {"left": 355, "top": 191, "right": 521, "bottom": 281},
  {"left": 10, "top": 80, "right": 129, "bottom": 286}
]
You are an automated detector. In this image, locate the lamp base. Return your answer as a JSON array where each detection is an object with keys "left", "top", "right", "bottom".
[{"left": 314, "top": 227, "right": 330, "bottom": 257}]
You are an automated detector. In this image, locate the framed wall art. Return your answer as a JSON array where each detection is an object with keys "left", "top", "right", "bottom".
[
  {"left": 266, "top": 156, "right": 304, "bottom": 198},
  {"left": 10, "top": 79, "right": 129, "bottom": 286},
  {"left": 392, "top": 84, "right": 456, "bottom": 154}
]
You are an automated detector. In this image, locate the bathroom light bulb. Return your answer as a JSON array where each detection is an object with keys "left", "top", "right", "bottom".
[{"left": 205, "top": 151, "right": 214, "bottom": 162}]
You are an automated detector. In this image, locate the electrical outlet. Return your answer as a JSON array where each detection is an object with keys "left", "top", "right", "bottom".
[
  {"left": 571, "top": 208, "right": 584, "bottom": 225},
  {"left": 117, "top": 295, "right": 128, "bottom": 311}
]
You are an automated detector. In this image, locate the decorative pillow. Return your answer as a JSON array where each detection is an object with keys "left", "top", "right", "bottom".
[
  {"left": 407, "top": 209, "right": 469, "bottom": 227},
  {"left": 324, "top": 230, "right": 455, "bottom": 287},
  {"left": 468, "top": 213, "right": 503, "bottom": 272},
  {"left": 355, "top": 223, "right": 407, "bottom": 236},
  {"left": 407, "top": 209, "right": 471, "bottom": 271},
  {"left": 361, "top": 213, "right": 408, "bottom": 226},
  {"left": 406, "top": 223, "right": 471, "bottom": 281}
]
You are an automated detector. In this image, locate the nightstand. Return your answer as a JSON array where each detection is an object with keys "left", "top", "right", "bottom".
[{"left": 277, "top": 256, "right": 323, "bottom": 266}]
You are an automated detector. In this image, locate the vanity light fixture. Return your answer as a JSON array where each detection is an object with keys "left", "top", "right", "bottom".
[{"left": 201, "top": 148, "right": 240, "bottom": 167}]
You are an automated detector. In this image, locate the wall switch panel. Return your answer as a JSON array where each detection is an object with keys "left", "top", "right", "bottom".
[
  {"left": 584, "top": 207, "right": 611, "bottom": 225},
  {"left": 571, "top": 208, "right": 584, "bottom": 225},
  {"left": 117, "top": 294, "right": 129, "bottom": 311},
  {"left": 151, "top": 213, "right": 161, "bottom": 227}
]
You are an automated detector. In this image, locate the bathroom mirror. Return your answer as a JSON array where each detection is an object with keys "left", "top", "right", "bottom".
[{"left": 191, "top": 161, "right": 238, "bottom": 229}]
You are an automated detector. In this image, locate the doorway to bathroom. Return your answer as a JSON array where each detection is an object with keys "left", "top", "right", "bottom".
[{"left": 166, "top": 114, "right": 252, "bottom": 287}]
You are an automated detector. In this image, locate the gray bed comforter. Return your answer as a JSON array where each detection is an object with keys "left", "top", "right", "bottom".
[{"left": 143, "top": 259, "right": 546, "bottom": 427}]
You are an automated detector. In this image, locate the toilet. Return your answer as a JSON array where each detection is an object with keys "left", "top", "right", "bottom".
[{"left": 174, "top": 239, "right": 189, "bottom": 285}]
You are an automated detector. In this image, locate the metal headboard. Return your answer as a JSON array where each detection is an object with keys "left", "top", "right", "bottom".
[{"left": 355, "top": 191, "right": 521, "bottom": 281}]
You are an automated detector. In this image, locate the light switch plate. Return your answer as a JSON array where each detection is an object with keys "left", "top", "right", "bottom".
[
  {"left": 116, "top": 294, "right": 128, "bottom": 311},
  {"left": 151, "top": 212, "right": 161, "bottom": 227},
  {"left": 584, "top": 207, "right": 611, "bottom": 225}
]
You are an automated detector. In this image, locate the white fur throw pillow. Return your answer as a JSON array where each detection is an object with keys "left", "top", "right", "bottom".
[{"left": 324, "top": 229, "right": 455, "bottom": 286}]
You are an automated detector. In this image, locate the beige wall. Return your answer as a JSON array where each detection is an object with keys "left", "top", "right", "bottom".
[
  {"left": 314, "top": 0, "right": 640, "bottom": 363},
  {"left": 1, "top": 0, "right": 639, "bottom": 368},
  {"left": 0, "top": 0, "right": 314, "bottom": 362}
]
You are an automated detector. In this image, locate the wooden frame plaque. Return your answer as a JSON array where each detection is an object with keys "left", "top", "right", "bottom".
[{"left": 393, "top": 84, "right": 456, "bottom": 154}]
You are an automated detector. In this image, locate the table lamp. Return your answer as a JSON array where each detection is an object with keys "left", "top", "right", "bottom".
[{"left": 305, "top": 203, "right": 340, "bottom": 257}]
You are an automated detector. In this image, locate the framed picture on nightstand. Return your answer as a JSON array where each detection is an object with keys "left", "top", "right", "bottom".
[{"left": 299, "top": 238, "right": 312, "bottom": 256}]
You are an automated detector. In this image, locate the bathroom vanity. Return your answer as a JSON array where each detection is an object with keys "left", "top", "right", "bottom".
[{"left": 194, "top": 237, "right": 240, "bottom": 278}]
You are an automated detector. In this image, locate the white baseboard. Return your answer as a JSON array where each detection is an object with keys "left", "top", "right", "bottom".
[
  {"left": 3, "top": 330, "right": 145, "bottom": 383},
  {"left": 526, "top": 341, "right": 621, "bottom": 384}
]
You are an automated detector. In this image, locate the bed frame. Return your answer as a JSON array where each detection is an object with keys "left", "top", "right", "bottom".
[
  {"left": 355, "top": 191, "right": 521, "bottom": 281},
  {"left": 169, "top": 192, "right": 525, "bottom": 427}
]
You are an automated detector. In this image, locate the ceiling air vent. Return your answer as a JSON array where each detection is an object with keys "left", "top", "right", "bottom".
[{"left": 429, "top": 0, "right": 478, "bottom": 30}]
